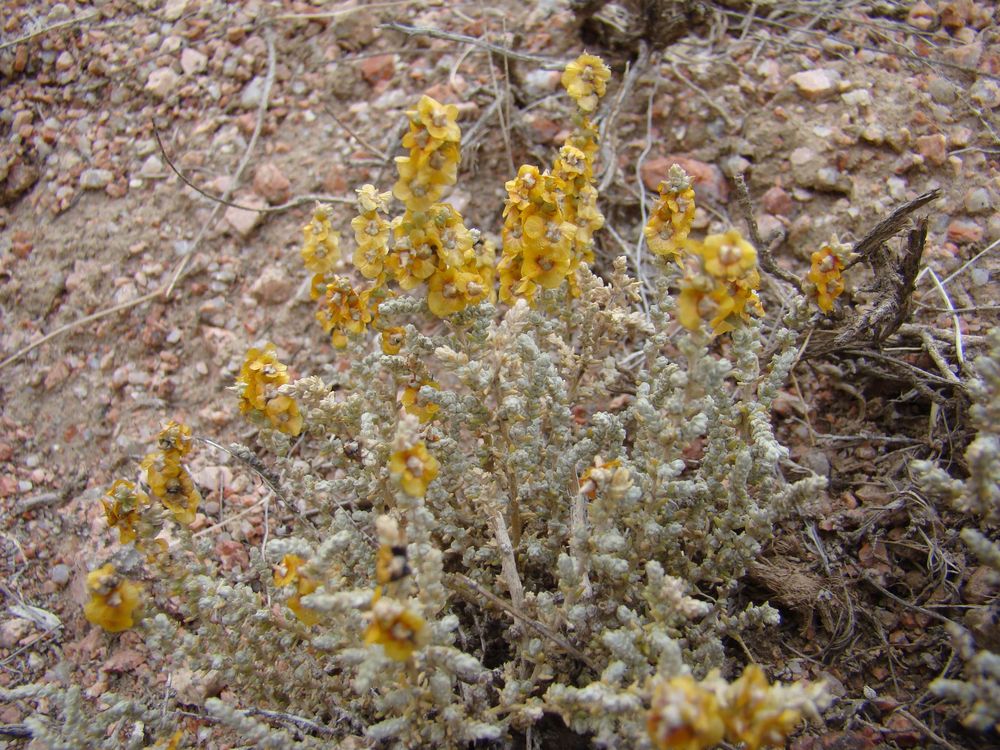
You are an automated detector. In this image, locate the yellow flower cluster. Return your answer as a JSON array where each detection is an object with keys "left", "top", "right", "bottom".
[
  {"left": 274, "top": 554, "right": 321, "bottom": 626},
  {"left": 364, "top": 586, "right": 427, "bottom": 661},
  {"left": 647, "top": 665, "right": 826, "bottom": 750},
  {"left": 101, "top": 479, "right": 150, "bottom": 545},
  {"left": 234, "top": 344, "right": 303, "bottom": 436},
  {"left": 301, "top": 203, "right": 341, "bottom": 275},
  {"left": 315, "top": 275, "right": 378, "bottom": 349},
  {"left": 389, "top": 440, "right": 439, "bottom": 497},
  {"left": 84, "top": 563, "right": 142, "bottom": 633},
  {"left": 805, "top": 244, "right": 848, "bottom": 313},
  {"left": 385, "top": 97, "right": 494, "bottom": 318},
  {"left": 498, "top": 54, "right": 608, "bottom": 305},
  {"left": 140, "top": 421, "right": 201, "bottom": 525},
  {"left": 351, "top": 184, "right": 392, "bottom": 280},
  {"left": 561, "top": 52, "right": 612, "bottom": 113},
  {"left": 644, "top": 168, "right": 696, "bottom": 260},
  {"left": 676, "top": 229, "right": 764, "bottom": 335}
]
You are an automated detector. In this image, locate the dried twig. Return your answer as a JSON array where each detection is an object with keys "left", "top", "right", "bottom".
[
  {"left": 446, "top": 572, "right": 599, "bottom": 672},
  {"left": 165, "top": 28, "right": 277, "bottom": 298},
  {"left": 0, "top": 10, "right": 99, "bottom": 51},
  {"left": 380, "top": 21, "right": 564, "bottom": 68},
  {"left": 733, "top": 173, "right": 801, "bottom": 290}
]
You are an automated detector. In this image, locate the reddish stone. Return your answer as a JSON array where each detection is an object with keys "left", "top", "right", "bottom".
[
  {"left": 761, "top": 185, "right": 793, "bottom": 215},
  {"left": 359, "top": 54, "right": 395, "bottom": 86},
  {"left": 915, "top": 133, "right": 947, "bottom": 166},
  {"left": 947, "top": 218, "right": 983, "bottom": 244},
  {"left": 640, "top": 155, "right": 729, "bottom": 203}
]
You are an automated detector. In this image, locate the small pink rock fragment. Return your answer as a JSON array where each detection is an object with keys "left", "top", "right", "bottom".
[
  {"left": 907, "top": 0, "right": 937, "bottom": 30},
  {"left": 224, "top": 195, "right": 267, "bottom": 237},
  {"left": 787, "top": 68, "right": 840, "bottom": 101},
  {"left": 359, "top": 54, "right": 395, "bottom": 85},
  {"left": 947, "top": 218, "right": 983, "bottom": 244},
  {"left": 250, "top": 266, "right": 294, "bottom": 305},
  {"left": 915, "top": 134, "right": 947, "bottom": 166},
  {"left": 761, "top": 186, "right": 793, "bottom": 215},
  {"left": 252, "top": 162, "right": 291, "bottom": 205}
]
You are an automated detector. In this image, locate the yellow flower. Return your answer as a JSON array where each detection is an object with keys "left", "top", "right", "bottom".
[
  {"left": 316, "top": 277, "right": 376, "bottom": 348},
  {"left": 380, "top": 326, "right": 406, "bottom": 355},
  {"left": 389, "top": 441, "right": 440, "bottom": 497},
  {"left": 355, "top": 183, "right": 392, "bottom": 214},
  {"left": 141, "top": 451, "right": 200, "bottom": 525},
  {"left": 274, "top": 554, "right": 320, "bottom": 626},
  {"left": 156, "top": 420, "right": 192, "bottom": 457},
  {"left": 806, "top": 245, "right": 846, "bottom": 313},
  {"left": 102, "top": 479, "right": 150, "bottom": 545},
  {"left": 301, "top": 203, "right": 341, "bottom": 274},
  {"left": 701, "top": 230, "right": 758, "bottom": 280},
  {"left": 364, "top": 588, "right": 427, "bottom": 661},
  {"left": 265, "top": 395, "right": 303, "bottom": 437},
  {"left": 648, "top": 674, "right": 726, "bottom": 750},
  {"left": 415, "top": 95, "right": 461, "bottom": 143},
  {"left": 401, "top": 380, "right": 440, "bottom": 423},
  {"left": 352, "top": 217, "right": 390, "bottom": 279},
  {"left": 236, "top": 344, "right": 290, "bottom": 413},
  {"left": 645, "top": 183, "right": 696, "bottom": 259},
  {"left": 561, "top": 53, "right": 611, "bottom": 113},
  {"left": 426, "top": 266, "right": 488, "bottom": 317},
  {"left": 386, "top": 229, "right": 439, "bottom": 290},
  {"left": 84, "top": 564, "right": 142, "bottom": 633},
  {"left": 648, "top": 666, "right": 827, "bottom": 750}
]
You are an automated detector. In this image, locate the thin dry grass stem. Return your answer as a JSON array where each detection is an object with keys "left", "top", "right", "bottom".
[
  {"left": 153, "top": 128, "right": 351, "bottom": 212},
  {"left": 165, "top": 28, "right": 276, "bottom": 298},
  {"left": 860, "top": 573, "right": 958, "bottom": 628},
  {"left": 598, "top": 41, "right": 650, "bottom": 193},
  {"left": 733, "top": 174, "right": 801, "bottom": 290},
  {"left": 195, "top": 437, "right": 287, "bottom": 506},
  {"left": 484, "top": 45, "right": 516, "bottom": 177},
  {"left": 0, "top": 289, "right": 162, "bottom": 371},
  {"left": 486, "top": 506, "right": 524, "bottom": 611},
  {"left": 323, "top": 106, "right": 388, "bottom": 160},
  {"left": 894, "top": 709, "right": 964, "bottom": 750},
  {"left": 938, "top": 237, "right": 1000, "bottom": 287},
  {"left": 716, "top": 8, "right": 1000, "bottom": 82},
  {"left": 446, "top": 573, "right": 599, "bottom": 672},
  {"left": 273, "top": 0, "right": 420, "bottom": 22},
  {"left": 380, "top": 22, "right": 563, "bottom": 68},
  {"left": 789, "top": 370, "right": 816, "bottom": 445},
  {"left": 0, "top": 10, "right": 99, "bottom": 51},
  {"left": 665, "top": 60, "right": 737, "bottom": 129},
  {"left": 917, "top": 327, "right": 963, "bottom": 386},
  {"left": 631, "top": 85, "right": 658, "bottom": 315}
]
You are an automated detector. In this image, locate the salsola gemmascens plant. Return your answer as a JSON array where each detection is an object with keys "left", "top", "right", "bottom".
[{"left": 8, "top": 53, "right": 872, "bottom": 749}]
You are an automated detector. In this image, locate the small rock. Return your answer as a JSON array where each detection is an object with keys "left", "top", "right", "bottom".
[
  {"left": 358, "top": 54, "right": 395, "bottom": 86},
  {"left": 252, "top": 162, "right": 291, "bottom": 205},
  {"left": 756, "top": 214, "right": 783, "bottom": 243},
  {"left": 250, "top": 266, "right": 294, "bottom": 305},
  {"left": 841, "top": 88, "right": 871, "bottom": 107},
  {"left": 815, "top": 167, "right": 853, "bottom": 195},
  {"left": 719, "top": 154, "right": 750, "bottom": 178},
  {"left": 1, "top": 618, "right": 33, "bottom": 648},
  {"left": 50, "top": 564, "right": 71, "bottom": 586},
  {"left": 947, "top": 218, "right": 983, "bottom": 244},
  {"left": 224, "top": 195, "right": 266, "bottom": 236},
  {"left": 163, "top": 0, "right": 188, "bottom": 20},
  {"left": 965, "top": 187, "right": 993, "bottom": 214},
  {"left": 145, "top": 67, "right": 180, "bottom": 99},
  {"left": 55, "top": 51, "right": 74, "bottom": 72},
  {"left": 907, "top": 0, "right": 937, "bottom": 30},
  {"left": 860, "top": 124, "right": 885, "bottom": 145},
  {"left": 970, "top": 79, "right": 1000, "bottom": 109},
  {"left": 180, "top": 47, "right": 208, "bottom": 76},
  {"left": 887, "top": 176, "right": 908, "bottom": 201},
  {"left": 927, "top": 76, "right": 957, "bottom": 105},
  {"left": 787, "top": 68, "right": 840, "bottom": 101},
  {"left": 915, "top": 134, "right": 947, "bottom": 166},
  {"left": 640, "top": 155, "right": 728, "bottom": 203},
  {"left": 761, "top": 186, "right": 792, "bottom": 215},
  {"left": 522, "top": 69, "right": 563, "bottom": 98},
  {"left": 239, "top": 75, "right": 266, "bottom": 110},
  {"left": 79, "top": 168, "right": 113, "bottom": 190},
  {"left": 138, "top": 154, "right": 163, "bottom": 177}
]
